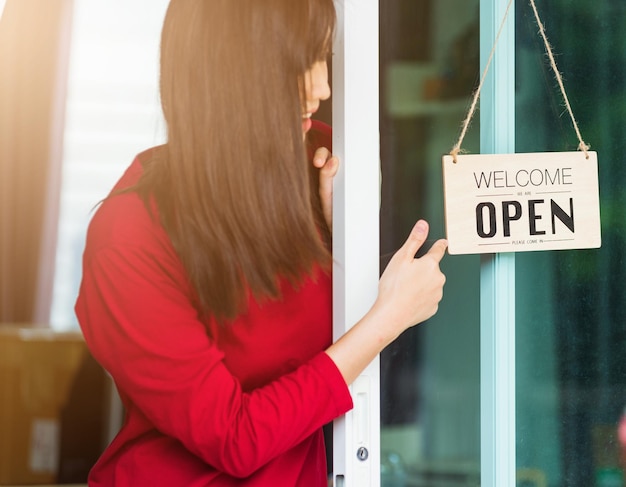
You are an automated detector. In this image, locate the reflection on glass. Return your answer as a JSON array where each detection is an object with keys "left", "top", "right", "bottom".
[
  {"left": 516, "top": 2, "right": 626, "bottom": 487},
  {"left": 379, "top": 1, "right": 480, "bottom": 486}
]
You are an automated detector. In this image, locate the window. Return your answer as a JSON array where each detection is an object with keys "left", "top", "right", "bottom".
[
  {"left": 371, "top": 0, "right": 626, "bottom": 486},
  {"left": 379, "top": 1, "right": 480, "bottom": 486},
  {"left": 50, "top": 0, "right": 168, "bottom": 329},
  {"left": 516, "top": 2, "right": 626, "bottom": 486}
]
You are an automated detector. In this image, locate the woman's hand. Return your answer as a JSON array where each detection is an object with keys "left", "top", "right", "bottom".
[
  {"left": 374, "top": 220, "right": 448, "bottom": 339},
  {"left": 325, "top": 220, "right": 447, "bottom": 385},
  {"left": 312, "top": 146, "right": 339, "bottom": 230}
]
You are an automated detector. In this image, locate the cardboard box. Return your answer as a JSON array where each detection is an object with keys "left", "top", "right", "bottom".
[{"left": 0, "top": 325, "right": 90, "bottom": 485}]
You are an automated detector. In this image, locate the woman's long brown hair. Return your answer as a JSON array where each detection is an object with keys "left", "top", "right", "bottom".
[{"left": 135, "top": 0, "right": 336, "bottom": 323}]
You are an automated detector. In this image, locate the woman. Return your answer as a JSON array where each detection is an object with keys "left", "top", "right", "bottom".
[{"left": 75, "top": 0, "right": 447, "bottom": 485}]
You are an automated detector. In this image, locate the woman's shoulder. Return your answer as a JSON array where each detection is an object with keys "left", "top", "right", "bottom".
[{"left": 84, "top": 150, "right": 169, "bottom": 256}]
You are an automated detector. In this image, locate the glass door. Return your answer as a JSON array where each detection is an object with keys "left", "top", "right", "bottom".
[
  {"left": 515, "top": 1, "right": 626, "bottom": 486},
  {"left": 375, "top": 0, "right": 626, "bottom": 486},
  {"left": 379, "top": 1, "right": 481, "bottom": 486}
]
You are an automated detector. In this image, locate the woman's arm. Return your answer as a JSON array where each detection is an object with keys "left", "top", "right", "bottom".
[{"left": 77, "top": 242, "right": 353, "bottom": 479}]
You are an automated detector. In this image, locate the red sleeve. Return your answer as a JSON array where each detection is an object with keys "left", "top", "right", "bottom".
[
  {"left": 307, "top": 119, "right": 332, "bottom": 155},
  {"left": 76, "top": 234, "right": 352, "bottom": 478}
]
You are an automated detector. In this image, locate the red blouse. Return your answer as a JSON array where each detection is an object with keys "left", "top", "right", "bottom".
[{"left": 75, "top": 121, "right": 353, "bottom": 486}]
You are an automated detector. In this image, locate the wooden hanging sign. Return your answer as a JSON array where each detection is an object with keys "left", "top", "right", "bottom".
[{"left": 442, "top": 151, "right": 601, "bottom": 255}]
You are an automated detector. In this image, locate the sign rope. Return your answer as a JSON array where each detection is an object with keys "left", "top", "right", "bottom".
[
  {"left": 450, "top": 0, "right": 514, "bottom": 163},
  {"left": 528, "top": 0, "right": 590, "bottom": 158},
  {"left": 450, "top": 0, "right": 590, "bottom": 163}
]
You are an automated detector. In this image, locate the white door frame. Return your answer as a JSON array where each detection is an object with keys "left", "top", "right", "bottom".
[{"left": 331, "top": 1, "right": 381, "bottom": 486}]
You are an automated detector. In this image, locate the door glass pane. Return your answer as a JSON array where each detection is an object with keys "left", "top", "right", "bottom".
[
  {"left": 379, "top": 1, "right": 481, "bottom": 486},
  {"left": 516, "top": 2, "right": 626, "bottom": 486}
]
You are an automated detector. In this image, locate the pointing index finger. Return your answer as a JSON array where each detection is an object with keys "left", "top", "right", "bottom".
[{"left": 425, "top": 239, "right": 448, "bottom": 263}]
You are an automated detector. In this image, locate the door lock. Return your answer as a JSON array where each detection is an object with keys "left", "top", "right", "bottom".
[{"left": 356, "top": 447, "right": 369, "bottom": 461}]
